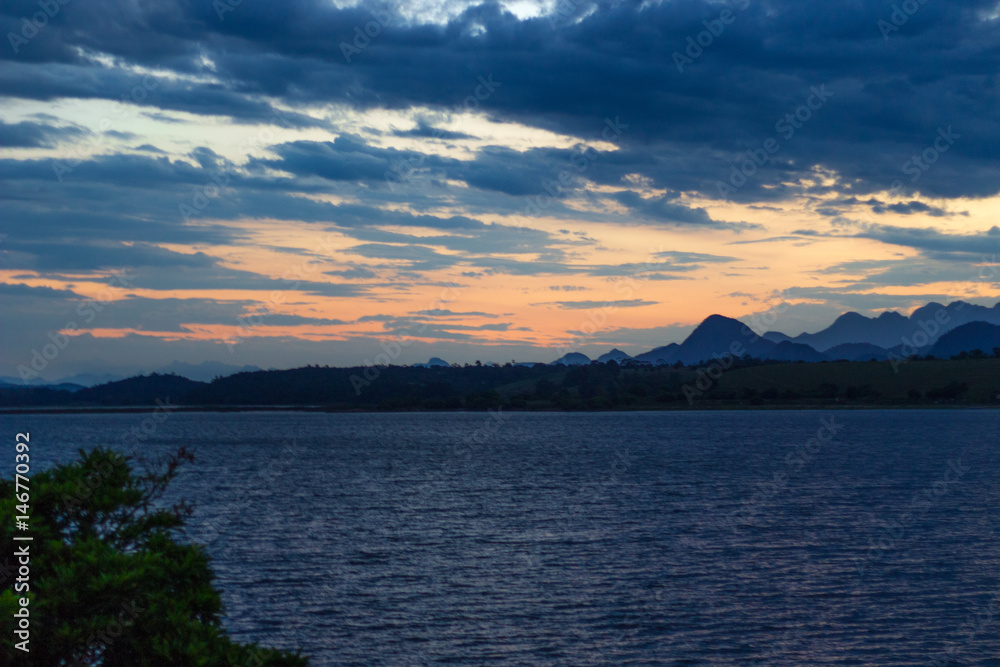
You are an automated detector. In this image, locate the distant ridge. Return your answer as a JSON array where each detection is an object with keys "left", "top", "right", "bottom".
[
  {"left": 154, "top": 361, "right": 261, "bottom": 382},
  {"left": 767, "top": 340, "right": 828, "bottom": 363},
  {"left": 596, "top": 348, "right": 632, "bottom": 363},
  {"left": 633, "top": 343, "right": 679, "bottom": 365},
  {"left": 551, "top": 352, "right": 591, "bottom": 366},
  {"left": 823, "top": 342, "right": 888, "bottom": 362},
  {"left": 764, "top": 300, "right": 1000, "bottom": 352},
  {"left": 928, "top": 322, "right": 1000, "bottom": 358},
  {"left": 0, "top": 373, "right": 120, "bottom": 388},
  {"left": 556, "top": 299, "right": 1000, "bottom": 366}
]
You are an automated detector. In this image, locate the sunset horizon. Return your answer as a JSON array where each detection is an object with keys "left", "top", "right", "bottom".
[{"left": 3, "top": 1, "right": 1000, "bottom": 380}]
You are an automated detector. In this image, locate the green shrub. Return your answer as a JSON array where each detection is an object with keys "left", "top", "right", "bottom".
[{"left": 0, "top": 447, "right": 307, "bottom": 666}]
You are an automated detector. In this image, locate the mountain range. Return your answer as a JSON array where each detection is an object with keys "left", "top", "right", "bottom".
[
  {"left": 555, "top": 300, "right": 1000, "bottom": 366},
  {"left": 0, "top": 361, "right": 261, "bottom": 388},
  {"left": 3, "top": 302, "right": 998, "bottom": 385}
]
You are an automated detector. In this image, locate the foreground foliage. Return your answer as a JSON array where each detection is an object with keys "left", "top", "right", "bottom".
[{"left": 0, "top": 447, "right": 307, "bottom": 666}]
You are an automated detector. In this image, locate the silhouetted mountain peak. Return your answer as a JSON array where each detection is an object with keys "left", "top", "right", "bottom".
[
  {"left": 833, "top": 311, "right": 869, "bottom": 324},
  {"left": 551, "top": 352, "right": 591, "bottom": 366},
  {"left": 597, "top": 348, "right": 632, "bottom": 363},
  {"left": 671, "top": 314, "right": 776, "bottom": 364},
  {"left": 688, "top": 314, "right": 750, "bottom": 339},
  {"left": 762, "top": 331, "right": 793, "bottom": 343}
]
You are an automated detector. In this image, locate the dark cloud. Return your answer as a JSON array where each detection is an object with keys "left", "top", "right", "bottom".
[
  {"left": 882, "top": 200, "right": 952, "bottom": 217},
  {"left": 855, "top": 224, "right": 1000, "bottom": 259},
  {"left": 2, "top": 0, "right": 999, "bottom": 375},
  {"left": 391, "top": 121, "right": 476, "bottom": 141},
  {"left": 324, "top": 267, "right": 377, "bottom": 279},
  {"left": 610, "top": 190, "right": 754, "bottom": 229},
  {"left": 0, "top": 282, "right": 79, "bottom": 298},
  {"left": 0, "top": 120, "right": 87, "bottom": 147},
  {"left": 2, "top": 0, "right": 996, "bottom": 200},
  {"left": 652, "top": 250, "right": 738, "bottom": 264}
]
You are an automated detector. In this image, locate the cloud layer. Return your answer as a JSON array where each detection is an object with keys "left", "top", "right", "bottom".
[{"left": 2, "top": 0, "right": 998, "bottom": 378}]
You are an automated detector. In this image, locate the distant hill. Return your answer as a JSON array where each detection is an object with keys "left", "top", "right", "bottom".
[
  {"left": 928, "top": 322, "right": 1000, "bottom": 358},
  {"left": 0, "top": 379, "right": 85, "bottom": 392},
  {"left": 58, "top": 373, "right": 125, "bottom": 387},
  {"left": 2, "top": 372, "right": 129, "bottom": 388},
  {"left": 633, "top": 343, "right": 679, "bottom": 365},
  {"left": 596, "top": 348, "right": 632, "bottom": 363},
  {"left": 551, "top": 352, "right": 591, "bottom": 366},
  {"left": 779, "top": 311, "right": 912, "bottom": 351},
  {"left": 73, "top": 373, "right": 206, "bottom": 406},
  {"left": 824, "top": 342, "right": 889, "bottom": 362},
  {"left": 413, "top": 357, "right": 451, "bottom": 368},
  {"left": 766, "top": 341, "right": 828, "bottom": 362},
  {"left": 154, "top": 361, "right": 261, "bottom": 382},
  {"left": 765, "top": 300, "right": 1000, "bottom": 352},
  {"left": 762, "top": 331, "right": 793, "bottom": 344}
]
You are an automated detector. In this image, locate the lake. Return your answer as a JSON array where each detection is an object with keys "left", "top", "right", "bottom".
[{"left": 4, "top": 410, "right": 999, "bottom": 665}]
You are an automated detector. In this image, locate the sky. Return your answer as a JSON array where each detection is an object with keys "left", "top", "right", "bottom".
[{"left": 1, "top": 0, "right": 999, "bottom": 380}]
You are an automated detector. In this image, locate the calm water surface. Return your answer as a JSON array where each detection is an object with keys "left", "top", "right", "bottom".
[{"left": 4, "top": 410, "right": 999, "bottom": 665}]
